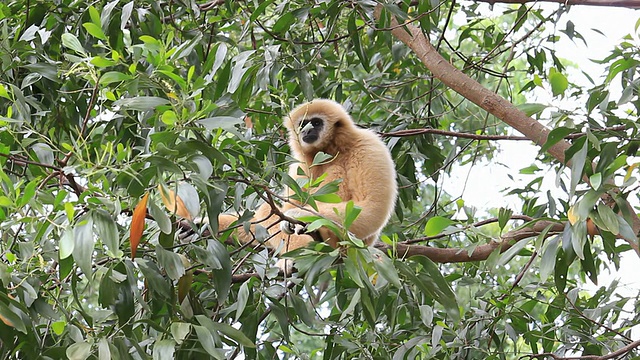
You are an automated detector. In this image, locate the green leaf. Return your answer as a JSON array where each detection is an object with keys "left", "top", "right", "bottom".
[
  {"left": 88, "top": 5, "right": 101, "bottom": 26},
  {"left": 343, "top": 201, "right": 362, "bottom": 230},
  {"left": 0, "top": 196, "right": 12, "bottom": 207},
  {"left": 549, "top": 68, "right": 568, "bottom": 97},
  {"left": 0, "top": 84, "right": 11, "bottom": 100},
  {"left": 152, "top": 339, "right": 176, "bottom": 360},
  {"left": 156, "top": 246, "right": 185, "bottom": 281},
  {"left": 589, "top": 173, "right": 602, "bottom": 190},
  {"left": 348, "top": 13, "right": 369, "bottom": 71},
  {"left": 207, "top": 240, "right": 231, "bottom": 302},
  {"left": 61, "top": 33, "right": 87, "bottom": 55},
  {"left": 97, "top": 338, "right": 110, "bottom": 360},
  {"left": 197, "top": 116, "right": 243, "bottom": 131},
  {"left": 370, "top": 247, "right": 402, "bottom": 288},
  {"left": 114, "top": 96, "right": 170, "bottom": 111},
  {"left": 170, "top": 33, "right": 203, "bottom": 61},
  {"left": 51, "top": 320, "right": 66, "bottom": 335},
  {"left": 517, "top": 103, "right": 548, "bottom": 117},
  {"left": 227, "top": 51, "right": 254, "bottom": 94},
  {"left": 539, "top": 235, "right": 560, "bottom": 281},
  {"left": 272, "top": 12, "right": 295, "bottom": 33},
  {"left": 250, "top": 0, "right": 275, "bottom": 21},
  {"left": 213, "top": 322, "right": 256, "bottom": 348},
  {"left": 339, "top": 288, "right": 361, "bottom": 321},
  {"left": 90, "top": 56, "right": 117, "bottom": 67},
  {"left": 596, "top": 203, "right": 619, "bottom": 235},
  {"left": 136, "top": 258, "right": 172, "bottom": 300},
  {"left": 176, "top": 182, "right": 200, "bottom": 220},
  {"left": 554, "top": 249, "right": 568, "bottom": 293},
  {"left": 171, "top": 322, "right": 191, "bottom": 344},
  {"left": 571, "top": 220, "right": 587, "bottom": 260},
  {"left": 616, "top": 214, "right": 638, "bottom": 243},
  {"left": 0, "top": 302, "right": 27, "bottom": 333},
  {"left": 498, "top": 207, "right": 513, "bottom": 231},
  {"left": 17, "top": 179, "right": 37, "bottom": 207},
  {"left": 193, "top": 325, "right": 225, "bottom": 359},
  {"left": 72, "top": 217, "right": 95, "bottom": 277},
  {"left": 66, "top": 342, "right": 92, "bottom": 360},
  {"left": 236, "top": 281, "right": 250, "bottom": 321},
  {"left": 32, "top": 143, "right": 54, "bottom": 166},
  {"left": 161, "top": 110, "right": 178, "bottom": 125},
  {"left": 404, "top": 257, "right": 459, "bottom": 321},
  {"left": 540, "top": 127, "right": 573, "bottom": 153},
  {"left": 99, "top": 71, "right": 132, "bottom": 85},
  {"left": 312, "top": 151, "right": 334, "bottom": 166},
  {"left": 83, "top": 22, "right": 106, "bottom": 40},
  {"left": 569, "top": 138, "right": 588, "bottom": 198},
  {"left": 93, "top": 210, "right": 120, "bottom": 257},
  {"left": 424, "top": 216, "right": 454, "bottom": 236},
  {"left": 148, "top": 199, "right": 172, "bottom": 235}
]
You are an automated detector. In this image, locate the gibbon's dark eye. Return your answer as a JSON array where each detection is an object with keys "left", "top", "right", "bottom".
[{"left": 311, "top": 118, "right": 323, "bottom": 127}]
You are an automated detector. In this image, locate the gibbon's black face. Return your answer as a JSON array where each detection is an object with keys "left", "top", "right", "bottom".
[{"left": 299, "top": 117, "right": 324, "bottom": 144}]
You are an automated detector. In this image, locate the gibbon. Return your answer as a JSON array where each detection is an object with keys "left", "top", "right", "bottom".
[{"left": 218, "top": 99, "right": 397, "bottom": 269}]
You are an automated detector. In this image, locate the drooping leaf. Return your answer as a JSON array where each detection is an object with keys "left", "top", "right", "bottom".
[
  {"left": 93, "top": 210, "right": 120, "bottom": 257},
  {"left": 73, "top": 217, "right": 95, "bottom": 277},
  {"left": 130, "top": 192, "right": 149, "bottom": 259}
]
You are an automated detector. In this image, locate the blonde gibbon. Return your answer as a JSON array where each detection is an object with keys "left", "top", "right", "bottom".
[{"left": 218, "top": 99, "right": 397, "bottom": 268}]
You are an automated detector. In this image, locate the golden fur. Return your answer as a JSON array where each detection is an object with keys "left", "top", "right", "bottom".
[{"left": 218, "top": 99, "right": 397, "bottom": 266}]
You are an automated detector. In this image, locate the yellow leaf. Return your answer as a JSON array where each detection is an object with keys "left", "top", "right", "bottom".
[
  {"left": 130, "top": 192, "right": 149, "bottom": 259},
  {"left": 624, "top": 163, "right": 638, "bottom": 182},
  {"left": 158, "top": 185, "right": 191, "bottom": 220},
  {"left": 567, "top": 205, "right": 578, "bottom": 225}
]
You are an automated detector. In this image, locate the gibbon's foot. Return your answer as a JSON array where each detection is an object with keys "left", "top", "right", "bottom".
[
  {"left": 280, "top": 209, "right": 310, "bottom": 235},
  {"left": 275, "top": 258, "right": 296, "bottom": 275}
]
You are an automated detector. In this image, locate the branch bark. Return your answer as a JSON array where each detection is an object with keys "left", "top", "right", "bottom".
[{"left": 375, "top": 220, "right": 564, "bottom": 263}]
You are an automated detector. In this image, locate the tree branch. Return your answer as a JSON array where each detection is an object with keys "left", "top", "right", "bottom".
[
  {"left": 376, "top": 220, "right": 564, "bottom": 263},
  {"left": 379, "top": 125, "right": 627, "bottom": 141}
]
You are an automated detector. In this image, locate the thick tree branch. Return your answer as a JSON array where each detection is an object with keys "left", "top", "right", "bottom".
[{"left": 375, "top": 220, "right": 564, "bottom": 263}]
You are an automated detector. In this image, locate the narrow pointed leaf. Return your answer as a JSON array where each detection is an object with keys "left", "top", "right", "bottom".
[{"left": 130, "top": 192, "right": 149, "bottom": 259}]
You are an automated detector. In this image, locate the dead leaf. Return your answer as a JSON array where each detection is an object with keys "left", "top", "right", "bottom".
[{"left": 130, "top": 192, "right": 149, "bottom": 259}]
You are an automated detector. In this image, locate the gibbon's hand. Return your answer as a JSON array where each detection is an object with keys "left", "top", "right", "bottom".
[{"left": 280, "top": 209, "right": 311, "bottom": 235}]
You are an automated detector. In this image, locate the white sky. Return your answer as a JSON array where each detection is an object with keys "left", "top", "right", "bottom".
[{"left": 444, "top": 3, "right": 640, "bottom": 335}]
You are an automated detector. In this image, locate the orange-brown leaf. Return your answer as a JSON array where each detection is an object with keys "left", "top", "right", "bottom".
[
  {"left": 158, "top": 185, "right": 191, "bottom": 220},
  {"left": 130, "top": 192, "right": 149, "bottom": 259},
  {"left": 0, "top": 313, "right": 14, "bottom": 327}
]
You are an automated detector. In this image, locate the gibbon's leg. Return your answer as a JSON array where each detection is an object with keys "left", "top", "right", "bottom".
[
  {"left": 218, "top": 202, "right": 317, "bottom": 251},
  {"left": 281, "top": 199, "right": 390, "bottom": 247},
  {"left": 217, "top": 202, "right": 278, "bottom": 246}
]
